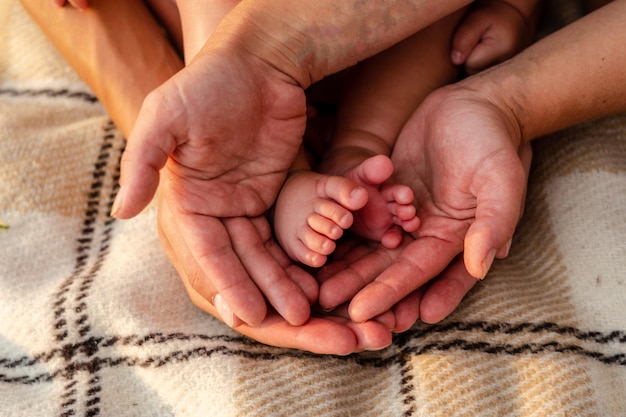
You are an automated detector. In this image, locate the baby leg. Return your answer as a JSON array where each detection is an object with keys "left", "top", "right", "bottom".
[
  {"left": 143, "top": 0, "right": 183, "bottom": 53},
  {"left": 176, "top": 0, "right": 242, "bottom": 60},
  {"left": 144, "top": 0, "right": 241, "bottom": 61}
]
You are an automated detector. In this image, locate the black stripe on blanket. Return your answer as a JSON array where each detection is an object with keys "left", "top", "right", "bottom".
[
  {"left": 0, "top": 113, "right": 625, "bottom": 416},
  {"left": 0, "top": 320, "right": 625, "bottom": 417},
  {"left": 2, "top": 323, "right": 625, "bottom": 379},
  {"left": 54, "top": 119, "right": 120, "bottom": 417},
  {"left": 395, "top": 326, "right": 625, "bottom": 366},
  {"left": 0, "top": 324, "right": 625, "bottom": 416},
  {"left": 0, "top": 87, "right": 98, "bottom": 103}
]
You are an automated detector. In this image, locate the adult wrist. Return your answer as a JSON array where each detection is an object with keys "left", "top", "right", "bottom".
[
  {"left": 217, "top": 0, "right": 475, "bottom": 90},
  {"left": 465, "top": 64, "right": 534, "bottom": 146},
  {"left": 212, "top": 2, "right": 315, "bottom": 89}
]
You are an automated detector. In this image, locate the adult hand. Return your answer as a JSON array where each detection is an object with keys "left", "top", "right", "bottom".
[
  {"left": 317, "top": 231, "right": 479, "bottom": 326},
  {"left": 157, "top": 190, "right": 396, "bottom": 355},
  {"left": 317, "top": 235, "right": 423, "bottom": 330},
  {"left": 108, "top": 36, "right": 309, "bottom": 326},
  {"left": 320, "top": 81, "right": 531, "bottom": 323},
  {"left": 155, "top": 165, "right": 319, "bottom": 327},
  {"left": 112, "top": 43, "right": 307, "bottom": 220},
  {"left": 111, "top": 0, "right": 475, "bottom": 221}
]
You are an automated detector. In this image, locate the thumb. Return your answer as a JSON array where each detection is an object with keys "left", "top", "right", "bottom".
[
  {"left": 111, "top": 93, "right": 177, "bottom": 219},
  {"left": 463, "top": 155, "right": 527, "bottom": 279}
]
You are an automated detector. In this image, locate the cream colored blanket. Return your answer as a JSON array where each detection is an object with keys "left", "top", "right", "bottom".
[{"left": 1, "top": 1, "right": 625, "bottom": 416}]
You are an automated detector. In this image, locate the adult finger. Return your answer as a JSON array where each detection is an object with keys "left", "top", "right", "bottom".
[
  {"left": 322, "top": 302, "right": 397, "bottom": 332},
  {"left": 419, "top": 256, "right": 478, "bottom": 324},
  {"left": 318, "top": 239, "right": 402, "bottom": 311},
  {"left": 166, "top": 240, "right": 361, "bottom": 354},
  {"left": 316, "top": 236, "right": 374, "bottom": 284},
  {"left": 391, "top": 289, "right": 422, "bottom": 332},
  {"left": 111, "top": 89, "right": 178, "bottom": 219},
  {"left": 52, "top": 0, "right": 89, "bottom": 9},
  {"left": 251, "top": 216, "right": 319, "bottom": 304},
  {"left": 223, "top": 217, "right": 316, "bottom": 326},
  {"left": 159, "top": 195, "right": 268, "bottom": 327},
  {"left": 157, "top": 198, "right": 245, "bottom": 328},
  {"left": 463, "top": 150, "right": 527, "bottom": 279},
  {"left": 348, "top": 235, "right": 462, "bottom": 323},
  {"left": 172, "top": 244, "right": 392, "bottom": 354}
]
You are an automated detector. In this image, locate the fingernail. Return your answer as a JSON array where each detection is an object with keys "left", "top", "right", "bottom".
[
  {"left": 365, "top": 340, "right": 392, "bottom": 352},
  {"left": 213, "top": 294, "right": 234, "bottom": 327},
  {"left": 350, "top": 187, "right": 366, "bottom": 200},
  {"left": 110, "top": 189, "right": 123, "bottom": 218},
  {"left": 480, "top": 248, "right": 497, "bottom": 280},
  {"left": 451, "top": 50, "right": 463, "bottom": 65},
  {"left": 110, "top": 202, "right": 120, "bottom": 218},
  {"left": 502, "top": 238, "right": 513, "bottom": 258}
]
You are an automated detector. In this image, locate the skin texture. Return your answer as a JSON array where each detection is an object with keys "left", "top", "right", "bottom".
[
  {"left": 23, "top": 0, "right": 468, "bottom": 353},
  {"left": 274, "top": 153, "right": 419, "bottom": 267},
  {"left": 25, "top": 0, "right": 626, "bottom": 352},
  {"left": 106, "top": 0, "right": 471, "bottom": 331},
  {"left": 450, "top": 0, "right": 541, "bottom": 74},
  {"left": 320, "top": 0, "right": 626, "bottom": 323}
]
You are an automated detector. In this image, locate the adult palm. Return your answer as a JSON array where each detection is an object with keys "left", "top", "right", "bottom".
[
  {"left": 112, "top": 46, "right": 310, "bottom": 326},
  {"left": 320, "top": 83, "right": 531, "bottom": 323},
  {"left": 113, "top": 46, "right": 307, "bottom": 219}
]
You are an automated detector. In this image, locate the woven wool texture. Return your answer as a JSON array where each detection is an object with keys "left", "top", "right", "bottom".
[{"left": 1, "top": 1, "right": 625, "bottom": 416}]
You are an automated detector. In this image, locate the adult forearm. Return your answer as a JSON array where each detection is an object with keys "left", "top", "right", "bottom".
[
  {"left": 471, "top": 0, "right": 626, "bottom": 142},
  {"left": 213, "top": 0, "right": 472, "bottom": 88},
  {"left": 20, "top": 0, "right": 183, "bottom": 136}
]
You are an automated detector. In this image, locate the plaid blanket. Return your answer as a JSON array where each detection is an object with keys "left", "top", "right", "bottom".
[{"left": 1, "top": 1, "right": 624, "bottom": 416}]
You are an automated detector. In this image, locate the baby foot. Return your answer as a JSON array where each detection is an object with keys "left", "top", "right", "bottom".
[
  {"left": 273, "top": 170, "right": 368, "bottom": 267},
  {"left": 345, "top": 154, "right": 419, "bottom": 248}
]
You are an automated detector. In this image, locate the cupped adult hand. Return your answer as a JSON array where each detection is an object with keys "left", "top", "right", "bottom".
[
  {"left": 157, "top": 189, "right": 399, "bottom": 355},
  {"left": 319, "top": 81, "right": 532, "bottom": 323},
  {"left": 112, "top": 44, "right": 307, "bottom": 220},
  {"left": 153, "top": 155, "right": 324, "bottom": 326},
  {"left": 317, "top": 231, "right": 479, "bottom": 327},
  {"left": 108, "top": 32, "right": 311, "bottom": 326}
]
